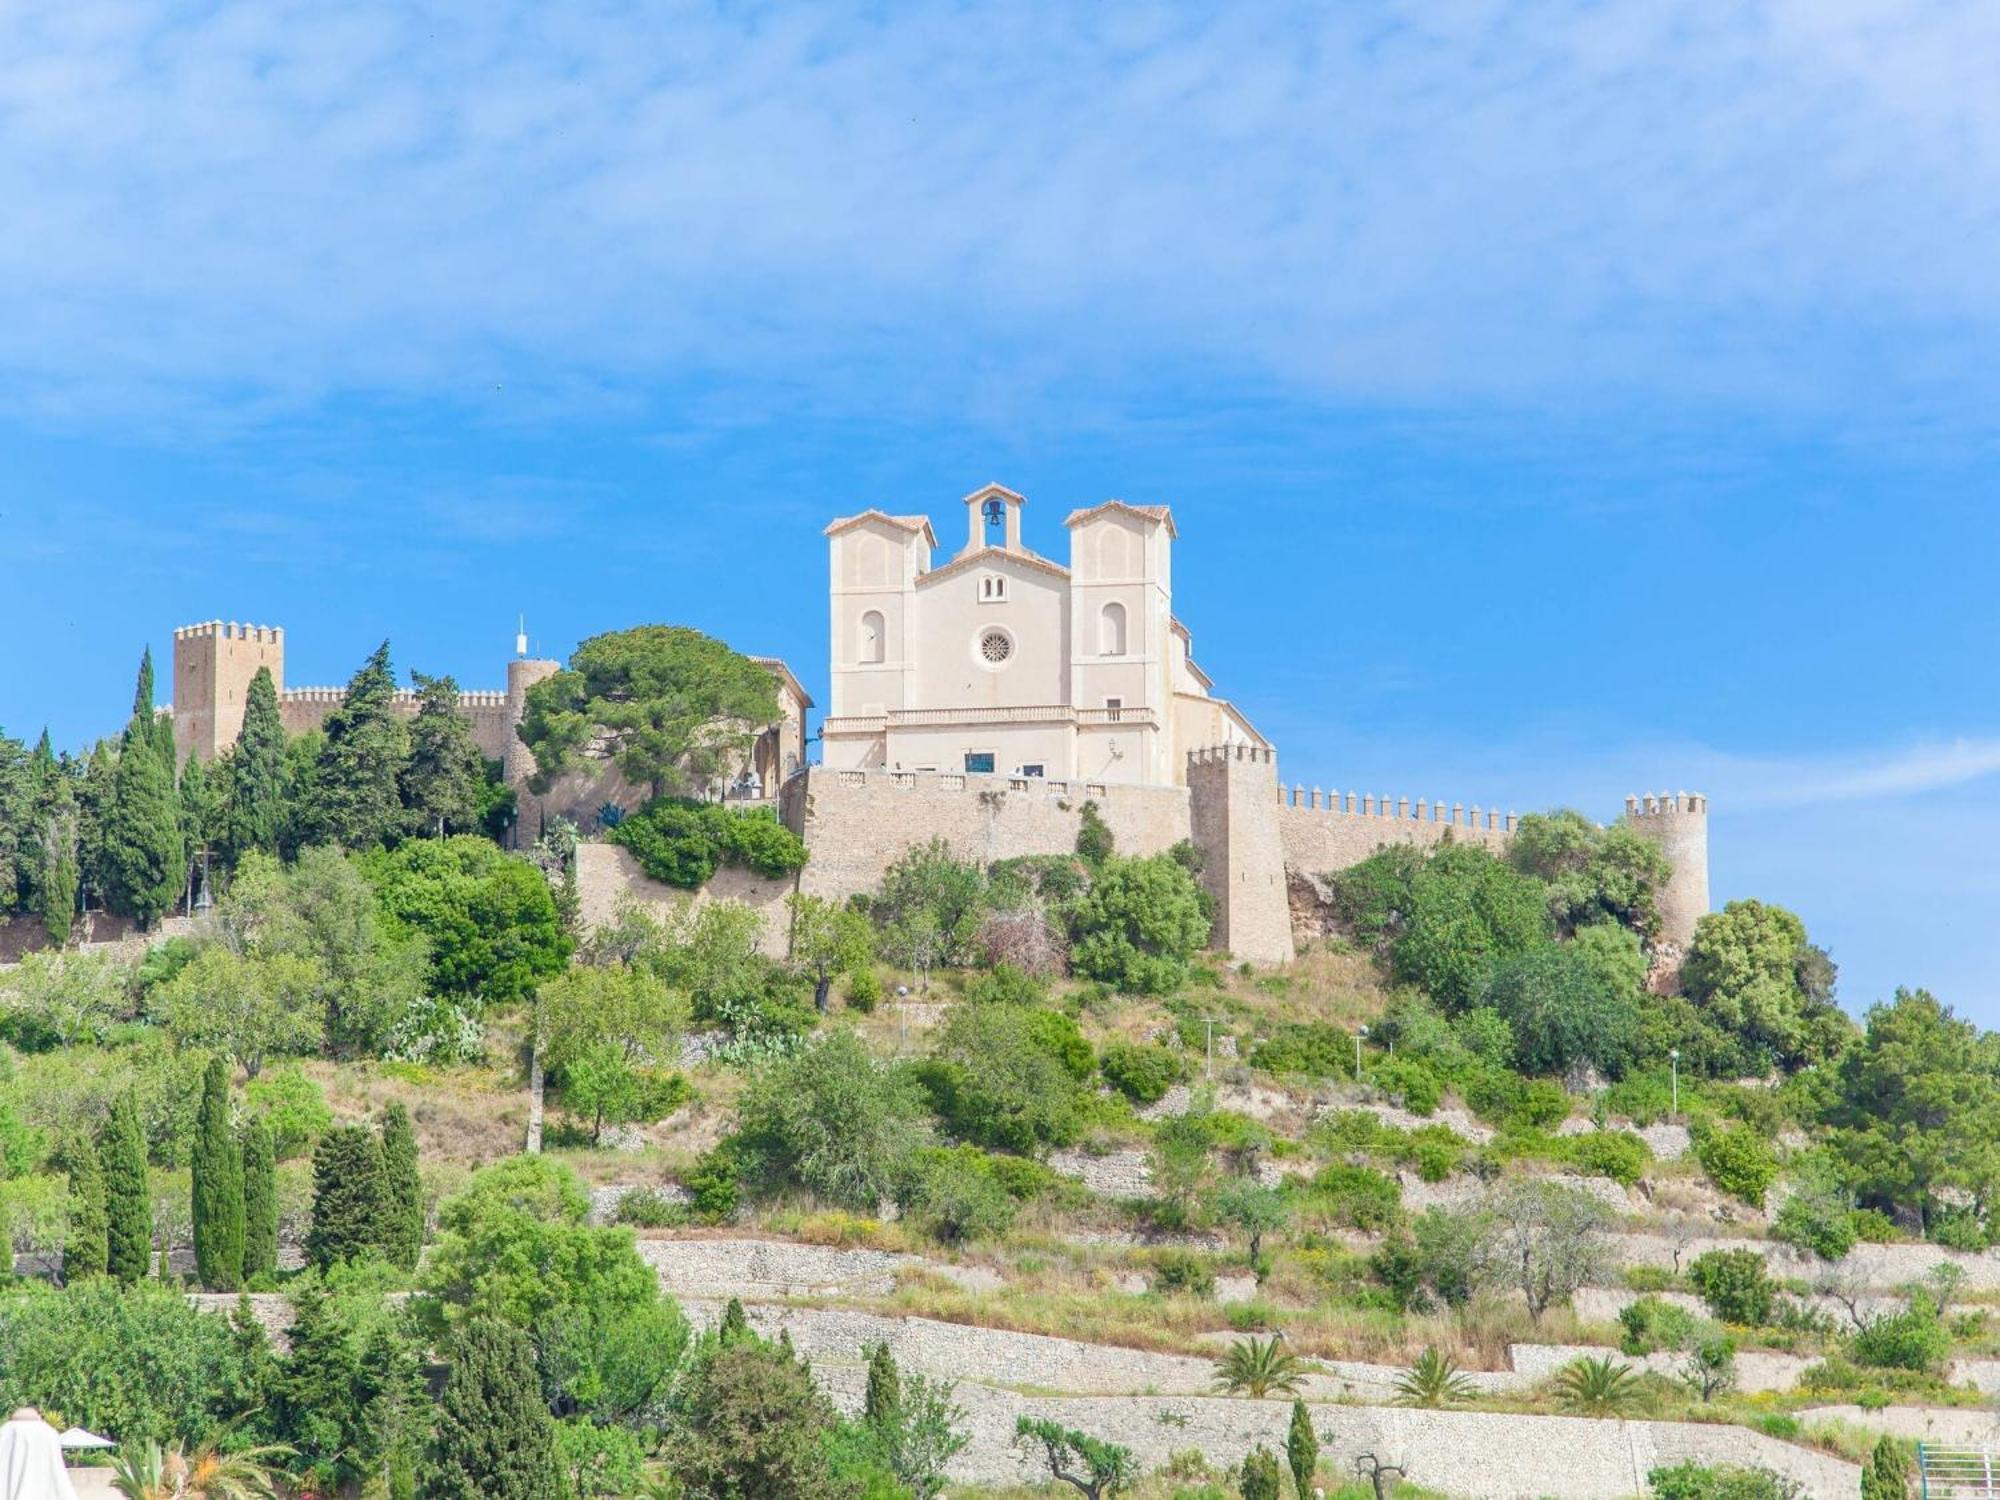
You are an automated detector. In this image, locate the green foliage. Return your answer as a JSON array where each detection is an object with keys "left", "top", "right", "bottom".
[
  {"left": 1250, "top": 1022, "right": 1352, "bottom": 1080},
  {"left": 735, "top": 1031, "right": 929, "bottom": 1210},
  {"left": 365, "top": 835, "right": 571, "bottom": 1003},
  {"left": 1687, "top": 1249, "right": 1775, "bottom": 1325},
  {"left": 1649, "top": 1461, "right": 1805, "bottom": 1500},
  {"left": 1392, "top": 1346, "right": 1478, "bottom": 1408},
  {"left": 1211, "top": 1333, "right": 1307, "bottom": 1397},
  {"left": 62, "top": 1133, "right": 109, "bottom": 1280},
  {"left": 1772, "top": 1154, "right": 1858, "bottom": 1261},
  {"left": 379, "top": 1102, "right": 423, "bottom": 1272},
  {"left": 401, "top": 673, "right": 490, "bottom": 838},
  {"left": 1239, "top": 1445, "right": 1285, "bottom": 1500},
  {"left": 1618, "top": 1295, "right": 1700, "bottom": 1356},
  {"left": 1852, "top": 1296, "right": 1951, "bottom": 1373},
  {"left": 1694, "top": 1122, "right": 1781, "bottom": 1207},
  {"left": 1150, "top": 1248, "right": 1217, "bottom": 1299},
  {"left": 1306, "top": 1163, "right": 1402, "bottom": 1231},
  {"left": 1209, "top": 1177, "right": 1288, "bottom": 1265},
  {"left": 307, "top": 1123, "right": 386, "bottom": 1270},
  {"left": 1683, "top": 899, "right": 1849, "bottom": 1073},
  {"left": 158, "top": 946, "right": 326, "bottom": 1078},
  {"left": 918, "top": 1003, "right": 1084, "bottom": 1153},
  {"left": 1069, "top": 853, "right": 1211, "bottom": 993},
  {"left": 519, "top": 624, "right": 779, "bottom": 800},
  {"left": 608, "top": 798, "right": 808, "bottom": 888},
  {"left": 1286, "top": 1398, "right": 1318, "bottom": 1498},
  {"left": 1560, "top": 1129, "right": 1651, "bottom": 1188},
  {"left": 301, "top": 642, "right": 412, "bottom": 852},
  {"left": 103, "top": 711, "right": 185, "bottom": 927},
  {"left": 102, "top": 1091, "right": 151, "bottom": 1283},
  {"left": 670, "top": 1333, "right": 847, "bottom": 1500},
  {"left": 1369, "top": 1054, "right": 1443, "bottom": 1115},
  {"left": 1025, "top": 1008, "right": 1096, "bottom": 1081},
  {"left": 0, "top": 1277, "right": 259, "bottom": 1446},
  {"left": 874, "top": 839, "right": 989, "bottom": 969},
  {"left": 1484, "top": 942, "right": 1640, "bottom": 1077},
  {"left": 191, "top": 1056, "right": 244, "bottom": 1291},
  {"left": 539, "top": 963, "right": 689, "bottom": 1144},
  {"left": 787, "top": 891, "right": 874, "bottom": 1012},
  {"left": 1075, "top": 799, "right": 1116, "bottom": 867},
  {"left": 241, "top": 1116, "right": 278, "bottom": 1284},
  {"left": 427, "top": 1317, "right": 562, "bottom": 1500},
  {"left": 1824, "top": 988, "right": 2000, "bottom": 1236},
  {"left": 1334, "top": 843, "right": 1548, "bottom": 1009},
  {"left": 223, "top": 666, "right": 287, "bottom": 862},
  {"left": 901, "top": 1145, "right": 1018, "bottom": 1244},
  {"left": 1099, "top": 1041, "right": 1183, "bottom": 1105},
  {"left": 0, "top": 948, "right": 130, "bottom": 1049},
  {"left": 1014, "top": 1417, "right": 1135, "bottom": 1500},
  {"left": 244, "top": 1066, "right": 331, "bottom": 1159},
  {"left": 1553, "top": 1354, "right": 1641, "bottom": 1416},
  {"left": 1861, "top": 1436, "right": 1911, "bottom": 1500},
  {"left": 683, "top": 1146, "right": 742, "bottom": 1223},
  {"left": 1487, "top": 1178, "right": 1611, "bottom": 1321},
  {"left": 1508, "top": 810, "right": 1671, "bottom": 938}
]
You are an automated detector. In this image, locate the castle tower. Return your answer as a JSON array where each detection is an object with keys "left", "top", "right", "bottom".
[
  {"left": 172, "top": 621, "right": 285, "bottom": 765},
  {"left": 503, "top": 652, "right": 562, "bottom": 845},
  {"left": 1625, "top": 791, "right": 1710, "bottom": 978},
  {"left": 1186, "top": 743, "right": 1296, "bottom": 966}
]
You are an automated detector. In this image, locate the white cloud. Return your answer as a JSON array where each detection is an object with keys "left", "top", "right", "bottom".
[{"left": 3, "top": 1, "right": 2000, "bottom": 428}]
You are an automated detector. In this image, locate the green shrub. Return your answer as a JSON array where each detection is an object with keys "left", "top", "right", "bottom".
[
  {"left": 900, "top": 1146, "right": 1018, "bottom": 1244},
  {"left": 1512, "top": 1079, "right": 1571, "bottom": 1129},
  {"left": 1618, "top": 1295, "right": 1700, "bottom": 1355},
  {"left": 1687, "top": 1249, "right": 1775, "bottom": 1326},
  {"left": 1024, "top": 1010, "right": 1096, "bottom": 1082},
  {"left": 1251, "top": 1023, "right": 1352, "bottom": 1079},
  {"left": 1485, "top": 943, "right": 1641, "bottom": 1078},
  {"left": 1068, "top": 854, "right": 1211, "bottom": 994},
  {"left": 1562, "top": 1130, "right": 1651, "bottom": 1188},
  {"left": 1852, "top": 1299, "right": 1951, "bottom": 1373},
  {"left": 1649, "top": 1461, "right": 1803, "bottom": 1500},
  {"left": 843, "top": 967, "right": 883, "bottom": 1013},
  {"left": 1370, "top": 1055, "right": 1441, "bottom": 1115},
  {"left": 1150, "top": 1249, "right": 1217, "bottom": 1299},
  {"left": 362, "top": 835, "right": 571, "bottom": 1003},
  {"left": 1695, "top": 1123, "right": 1780, "bottom": 1208},
  {"left": 963, "top": 965, "right": 1046, "bottom": 1007},
  {"left": 981, "top": 1152, "right": 1061, "bottom": 1201},
  {"left": 1100, "top": 1042, "right": 1184, "bottom": 1105},
  {"left": 244, "top": 1067, "right": 332, "bottom": 1160},
  {"left": 917, "top": 1005, "right": 1084, "bottom": 1153},
  {"left": 1306, "top": 1164, "right": 1402, "bottom": 1231},
  {"left": 683, "top": 1147, "right": 742, "bottom": 1223},
  {"left": 1929, "top": 1207, "right": 1990, "bottom": 1252},
  {"left": 1851, "top": 1208, "right": 1898, "bottom": 1243},
  {"left": 1405, "top": 1125, "right": 1466, "bottom": 1184},
  {"left": 1462, "top": 1067, "right": 1524, "bottom": 1123},
  {"left": 613, "top": 1187, "right": 689, "bottom": 1229},
  {"left": 608, "top": 799, "right": 807, "bottom": 888}
]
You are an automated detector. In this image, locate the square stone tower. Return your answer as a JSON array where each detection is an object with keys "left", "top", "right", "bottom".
[{"left": 172, "top": 621, "right": 284, "bottom": 765}]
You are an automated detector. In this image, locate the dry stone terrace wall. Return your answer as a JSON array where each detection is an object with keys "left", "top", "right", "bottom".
[
  {"left": 572, "top": 841, "right": 795, "bottom": 957},
  {"left": 784, "top": 764, "right": 1192, "bottom": 904}
]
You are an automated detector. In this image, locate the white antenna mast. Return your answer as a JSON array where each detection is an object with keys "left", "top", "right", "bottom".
[{"left": 515, "top": 615, "right": 529, "bottom": 659}]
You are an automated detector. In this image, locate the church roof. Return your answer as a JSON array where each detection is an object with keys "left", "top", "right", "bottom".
[
  {"left": 824, "top": 510, "right": 939, "bottom": 546},
  {"left": 919, "top": 544, "right": 1070, "bottom": 588},
  {"left": 1062, "top": 500, "right": 1178, "bottom": 538}
]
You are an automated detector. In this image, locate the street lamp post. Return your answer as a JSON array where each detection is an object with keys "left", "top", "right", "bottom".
[
  {"left": 1356, "top": 1025, "right": 1368, "bottom": 1083},
  {"left": 1669, "top": 1048, "right": 1680, "bottom": 1119}
]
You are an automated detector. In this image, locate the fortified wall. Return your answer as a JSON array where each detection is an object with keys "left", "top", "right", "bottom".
[{"left": 781, "top": 750, "right": 1709, "bottom": 973}]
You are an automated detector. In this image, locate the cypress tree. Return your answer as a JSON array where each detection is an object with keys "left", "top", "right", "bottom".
[
  {"left": 62, "top": 1134, "right": 109, "bottom": 1281},
  {"left": 378, "top": 1103, "right": 423, "bottom": 1271},
  {"left": 32, "top": 737, "right": 79, "bottom": 946},
  {"left": 102, "top": 1092, "right": 152, "bottom": 1283},
  {"left": 307, "top": 1124, "right": 385, "bottom": 1270},
  {"left": 274, "top": 1279, "right": 367, "bottom": 1484},
  {"left": 864, "top": 1341, "right": 901, "bottom": 1430},
  {"left": 225, "top": 667, "right": 287, "bottom": 862},
  {"left": 103, "top": 698, "right": 185, "bottom": 928},
  {"left": 1286, "top": 1398, "right": 1319, "bottom": 1498},
  {"left": 1240, "top": 1446, "right": 1284, "bottom": 1500},
  {"left": 426, "top": 1318, "right": 561, "bottom": 1500},
  {"left": 718, "top": 1297, "right": 750, "bottom": 1344},
  {"left": 304, "top": 643, "right": 410, "bottom": 851},
  {"left": 1863, "top": 1436, "right": 1910, "bottom": 1500},
  {"left": 401, "top": 673, "right": 486, "bottom": 838},
  {"left": 76, "top": 740, "right": 116, "bottom": 914},
  {"left": 132, "top": 646, "right": 156, "bottom": 730},
  {"left": 193, "top": 1056, "right": 245, "bottom": 1290},
  {"left": 242, "top": 1116, "right": 279, "bottom": 1283}
]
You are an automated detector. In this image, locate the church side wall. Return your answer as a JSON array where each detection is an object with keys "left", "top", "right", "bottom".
[{"left": 786, "top": 766, "right": 1191, "bottom": 905}]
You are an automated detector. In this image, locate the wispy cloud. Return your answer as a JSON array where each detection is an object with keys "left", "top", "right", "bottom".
[{"left": 3, "top": 2, "right": 2000, "bottom": 432}]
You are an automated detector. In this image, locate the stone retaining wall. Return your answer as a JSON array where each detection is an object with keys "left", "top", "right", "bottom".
[{"left": 636, "top": 1236, "right": 1000, "bottom": 1299}]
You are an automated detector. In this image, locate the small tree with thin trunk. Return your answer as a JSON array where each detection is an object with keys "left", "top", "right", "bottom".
[
  {"left": 1354, "top": 1453, "right": 1408, "bottom": 1500},
  {"left": 1013, "top": 1417, "right": 1134, "bottom": 1500}
]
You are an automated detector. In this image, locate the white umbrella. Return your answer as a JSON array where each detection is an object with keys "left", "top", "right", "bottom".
[
  {"left": 56, "top": 1429, "right": 114, "bottom": 1450},
  {"left": 0, "top": 1407, "right": 80, "bottom": 1500}
]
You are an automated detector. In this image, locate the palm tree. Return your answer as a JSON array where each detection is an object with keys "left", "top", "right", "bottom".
[
  {"left": 1392, "top": 1346, "right": 1479, "bottom": 1408},
  {"left": 110, "top": 1437, "right": 293, "bottom": 1500},
  {"left": 1212, "top": 1333, "right": 1309, "bottom": 1398},
  {"left": 1553, "top": 1355, "right": 1643, "bottom": 1417}
]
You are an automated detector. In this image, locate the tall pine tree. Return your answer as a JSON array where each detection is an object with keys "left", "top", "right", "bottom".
[
  {"left": 61, "top": 1134, "right": 109, "bottom": 1281},
  {"left": 32, "top": 734, "right": 79, "bottom": 945},
  {"left": 76, "top": 739, "right": 116, "bottom": 916},
  {"left": 178, "top": 754, "right": 220, "bottom": 900},
  {"left": 401, "top": 673, "right": 486, "bottom": 838},
  {"left": 307, "top": 1124, "right": 385, "bottom": 1270},
  {"left": 274, "top": 1278, "right": 368, "bottom": 1488},
  {"left": 378, "top": 1103, "right": 423, "bottom": 1271},
  {"left": 193, "top": 1056, "right": 245, "bottom": 1290},
  {"left": 102, "top": 1092, "right": 152, "bottom": 1283},
  {"left": 426, "top": 1318, "right": 561, "bottom": 1500},
  {"left": 224, "top": 666, "right": 287, "bottom": 863},
  {"left": 304, "top": 643, "right": 409, "bottom": 850},
  {"left": 241, "top": 1115, "right": 279, "bottom": 1283}
]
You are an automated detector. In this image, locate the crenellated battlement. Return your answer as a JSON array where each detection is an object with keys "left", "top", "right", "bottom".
[
  {"left": 1625, "top": 791, "right": 1708, "bottom": 818},
  {"left": 827, "top": 765, "right": 1118, "bottom": 800},
  {"left": 281, "top": 686, "right": 509, "bottom": 711},
  {"left": 174, "top": 620, "right": 283, "bottom": 644},
  {"left": 1279, "top": 784, "right": 1518, "bottom": 834},
  {"left": 1185, "top": 743, "right": 1275, "bottom": 767}
]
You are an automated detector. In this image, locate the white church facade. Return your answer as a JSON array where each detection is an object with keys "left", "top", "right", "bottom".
[{"left": 820, "top": 484, "right": 1266, "bottom": 787}]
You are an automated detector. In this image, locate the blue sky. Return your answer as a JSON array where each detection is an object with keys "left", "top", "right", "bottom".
[{"left": 3, "top": 1, "right": 1999, "bottom": 1021}]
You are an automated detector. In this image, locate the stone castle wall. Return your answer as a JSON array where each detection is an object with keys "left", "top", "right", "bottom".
[
  {"left": 784, "top": 765, "right": 1193, "bottom": 904},
  {"left": 1276, "top": 786, "right": 1514, "bottom": 873},
  {"left": 278, "top": 685, "right": 515, "bottom": 760}
]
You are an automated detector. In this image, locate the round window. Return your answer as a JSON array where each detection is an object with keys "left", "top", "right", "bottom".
[{"left": 980, "top": 630, "right": 1013, "bottom": 664}]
